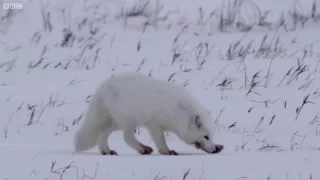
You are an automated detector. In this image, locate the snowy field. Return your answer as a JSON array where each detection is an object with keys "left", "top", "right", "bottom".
[{"left": 1, "top": 0, "right": 320, "bottom": 179}]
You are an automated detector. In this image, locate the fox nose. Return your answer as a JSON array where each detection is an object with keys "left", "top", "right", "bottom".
[{"left": 211, "top": 144, "right": 224, "bottom": 153}]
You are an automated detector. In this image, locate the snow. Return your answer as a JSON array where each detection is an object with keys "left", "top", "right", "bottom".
[{"left": 1, "top": 0, "right": 320, "bottom": 179}]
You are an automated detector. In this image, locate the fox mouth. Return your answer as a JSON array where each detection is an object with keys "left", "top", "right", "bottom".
[
  {"left": 194, "top": 142, "right": 209, "bottom": 153},
  {"left": 194, "top": 142, "right": 201, "bottom": 149}
]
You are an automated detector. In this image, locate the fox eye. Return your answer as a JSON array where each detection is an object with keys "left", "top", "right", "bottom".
[{"left": 204, "top": 136, "right": 209, "bottom": 140}]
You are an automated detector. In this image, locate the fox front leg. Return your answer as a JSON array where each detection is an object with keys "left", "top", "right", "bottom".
[{"left": 147, "top": 124, "right": 178, "bottom": 155}]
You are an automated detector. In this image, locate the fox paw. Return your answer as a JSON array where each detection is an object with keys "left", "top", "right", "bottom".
[
  {"left": 100, "top": 150, "right": 118, "bottom": 156},
  {"left": 139, "top": 145, "right": 153, "bottom": 155},
  {"left": 160, "top": 150, "right": 178, "bottom": 155}
]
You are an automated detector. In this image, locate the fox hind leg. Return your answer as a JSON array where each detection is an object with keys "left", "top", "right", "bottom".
[{"left": 98, "top": 127, "right": 117, "bottom": 155}]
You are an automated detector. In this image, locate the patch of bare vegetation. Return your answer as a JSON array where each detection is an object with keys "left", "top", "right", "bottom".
[
  {"left": 195, "top": 0, "right": 320, "bottom": 33},
  {"left": 116, "top": 0, "right": 172, "bottom": 32}
]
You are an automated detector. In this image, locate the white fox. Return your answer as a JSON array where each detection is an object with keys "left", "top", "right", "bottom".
[{"left": 74, "top": 72, "right": 223, "bottom": 155}]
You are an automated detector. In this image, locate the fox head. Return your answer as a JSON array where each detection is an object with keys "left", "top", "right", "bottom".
[
  {"left": 176, "top": 97, "right": 219, "bottom": 154},
  {"left": 185, "top": 113, "right": 219, "bottom": 153}
]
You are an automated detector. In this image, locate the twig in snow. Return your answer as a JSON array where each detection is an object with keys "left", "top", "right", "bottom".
[{"left": 295, "top": 94, "right": 314, "bottom": 120}]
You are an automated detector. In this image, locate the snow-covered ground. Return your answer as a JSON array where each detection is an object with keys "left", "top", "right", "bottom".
[{"left": 1, "top": 0, "right": 320, "bottom": 179}]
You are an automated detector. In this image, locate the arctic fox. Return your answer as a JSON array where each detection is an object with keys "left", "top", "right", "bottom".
[{"left": 74, "top": 72, "right": 223, "bottom": 155}]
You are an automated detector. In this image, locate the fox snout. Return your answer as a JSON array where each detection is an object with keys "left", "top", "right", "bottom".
[{"left": 194, "top": 142, "right": 224, "bottom": 154}]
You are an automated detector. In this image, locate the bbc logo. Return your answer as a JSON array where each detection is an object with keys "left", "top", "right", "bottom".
[{"left": 3, "top": 3, "right": 23, "bottom": 9}]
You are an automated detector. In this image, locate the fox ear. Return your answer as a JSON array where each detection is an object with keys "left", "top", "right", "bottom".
[{"left": 193, "top": 115, "right": 202, "bottom": 129}]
